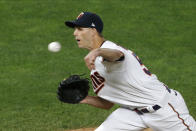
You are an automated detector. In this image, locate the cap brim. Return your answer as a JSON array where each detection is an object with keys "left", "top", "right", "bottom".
[
  {"left": 65, "top": 21, "right": 77, "bottom": 28},
  {"left": 65, "top": 20, "right": 91, "bottom": 28}
]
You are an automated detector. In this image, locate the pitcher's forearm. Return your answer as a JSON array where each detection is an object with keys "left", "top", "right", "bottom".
[
  {"left": 80, "top": 96, "right": 114, "bottom": 110},
  {"left": 97, "top": 48, "right": 124, "bottom": 62}
]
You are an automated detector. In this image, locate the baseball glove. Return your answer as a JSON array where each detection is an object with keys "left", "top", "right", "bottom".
[{"left": 57, "top": 75, "right": 89, "bottom": 104}]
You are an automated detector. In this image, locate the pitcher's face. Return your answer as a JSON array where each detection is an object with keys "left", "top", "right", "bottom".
[{"left": 73, "top": 27, "right": 95, "bottom": 50}]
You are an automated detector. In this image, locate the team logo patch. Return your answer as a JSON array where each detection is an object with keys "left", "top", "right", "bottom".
[{"left": 77, "top": 12, "right": 84, "bottom": 19}]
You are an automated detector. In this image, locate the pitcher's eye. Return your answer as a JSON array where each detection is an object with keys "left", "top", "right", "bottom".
[{"left": 77, "top": 27, "right": 82, "bottom": 30}]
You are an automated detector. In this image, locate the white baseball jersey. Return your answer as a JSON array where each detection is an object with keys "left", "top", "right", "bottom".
[
  {"left": 91, "top": 41, "right": 196, "bottom": 131},
  {"left": 90, "top": 40, "right": 169, "bottom": 109}
]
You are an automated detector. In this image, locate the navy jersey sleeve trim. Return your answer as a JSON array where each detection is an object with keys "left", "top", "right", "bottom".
[{"left": 116, "top": 55, "right": 125, "bottom": 61}]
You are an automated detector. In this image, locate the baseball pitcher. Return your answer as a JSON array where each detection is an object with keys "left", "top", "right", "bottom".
[{"left": 61, "top": 12, "right": 196, "bottom": 131}]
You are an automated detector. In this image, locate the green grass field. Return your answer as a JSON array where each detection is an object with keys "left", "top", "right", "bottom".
[{"left": 0, "top": 0, "right": 195, "bottom": 130}]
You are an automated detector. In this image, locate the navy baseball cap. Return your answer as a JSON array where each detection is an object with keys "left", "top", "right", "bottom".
[{"left": 65, "top": 12, "right": 103, "bottom": 33}]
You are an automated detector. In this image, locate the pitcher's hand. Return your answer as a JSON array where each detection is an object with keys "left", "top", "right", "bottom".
[{"left": 84, "top": 49, "right": 99, "bottom": 70}]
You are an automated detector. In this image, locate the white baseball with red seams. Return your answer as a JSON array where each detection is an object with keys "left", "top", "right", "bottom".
[{"left": 91, "top": 40, "right": 196, "bottom": 131}]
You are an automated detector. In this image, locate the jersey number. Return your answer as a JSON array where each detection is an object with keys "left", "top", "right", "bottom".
[
  {"left": 90, "top": 72, "right": 105, "bottom": 94},
  {"left": 132, "top": 53, "right": 152, "bottom": 76}
]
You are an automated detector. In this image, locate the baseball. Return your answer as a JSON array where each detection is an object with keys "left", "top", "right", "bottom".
[{"left": 48, "top": 41, "right": 61, "bottom": 52}]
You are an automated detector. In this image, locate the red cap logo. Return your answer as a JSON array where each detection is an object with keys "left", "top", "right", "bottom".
[{"left": 77, "top": 12, "right": 84, "bottom": 19}]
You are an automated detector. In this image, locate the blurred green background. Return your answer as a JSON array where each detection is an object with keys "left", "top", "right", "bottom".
[{"left": 0, "top": 0, "right": 195, "bottom": 130}]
